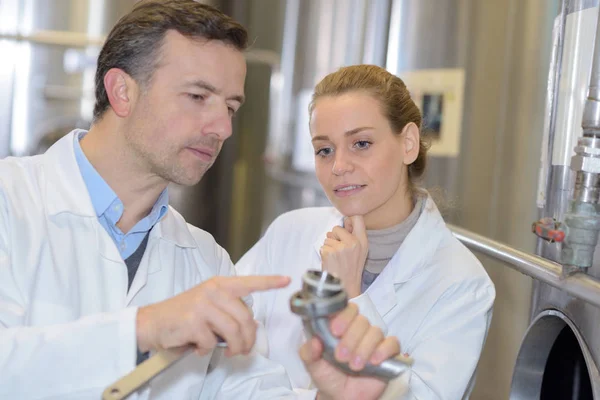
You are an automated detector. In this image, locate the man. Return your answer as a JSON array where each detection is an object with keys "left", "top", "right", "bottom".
[{"left": 0, "top": 1, "right": 400, "bottom": 399}]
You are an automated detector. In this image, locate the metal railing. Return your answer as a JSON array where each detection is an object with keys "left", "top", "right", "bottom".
[{"left": 448, "top": 224, "right": 600, "bottom": 309}]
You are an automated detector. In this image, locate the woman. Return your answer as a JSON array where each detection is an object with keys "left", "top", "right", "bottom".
[{"left": 236, "top": 65, "right": 495, "bottom": 399}]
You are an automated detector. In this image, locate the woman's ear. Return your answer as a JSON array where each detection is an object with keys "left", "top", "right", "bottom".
[{"left": 402, "top": 122, "right": 420, "bottom": 165}]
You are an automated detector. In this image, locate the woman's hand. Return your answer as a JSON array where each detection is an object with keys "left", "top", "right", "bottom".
[
  {"left": 300, "top": 303, "right": 401, "bottom": 400},
  {"left": 320, "top": 215, "right": 368, "bottom": 298}
]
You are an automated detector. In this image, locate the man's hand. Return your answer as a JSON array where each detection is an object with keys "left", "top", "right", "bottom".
[
  {"left": 300, "top": 303, "right": 401, "bottom": 400},
  {"left": 136, "top": 275, "right": 290, "bottom": 357}
]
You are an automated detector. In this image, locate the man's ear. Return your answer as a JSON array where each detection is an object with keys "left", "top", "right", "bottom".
[
  {"left": 103, "top": 68, "right": 138, "bottom": 118},
  {"left": 402, "top": 122, "right": 420, "bottom": 165}
]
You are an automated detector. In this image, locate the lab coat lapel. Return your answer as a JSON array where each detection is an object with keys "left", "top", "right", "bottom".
[
  {"left": 365, "top": 196, "right": 446, "bottom": 318},
  {"left": 310, "top": 196, "right": 447, "bottom": 319},
  {"left": 310, "top": 213, "right": 400, "bottom": 317},
  {"left": 125, "top": 209, "right": 198, "bottom": 304}
]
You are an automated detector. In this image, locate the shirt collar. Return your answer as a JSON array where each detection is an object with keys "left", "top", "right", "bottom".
[
  {"left": 73, "top": 130, "right": 169, "bottom": 226},
  {"left": 72, "top": 130, "right": 118, "bottom": 217},
  {"left": 136, "top": 189, "right": 169, "bottom": 232}
]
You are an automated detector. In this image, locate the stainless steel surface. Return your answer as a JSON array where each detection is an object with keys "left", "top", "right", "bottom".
[
  {"left": 562, "top": 129, "right": 600, "bottom": 269},
  {"left": 584, "top": 99, "right": 600, "bottom": 136},
  {"left": 510, "top": 309, "right": 600, "bottom": 399},
  {"left": 0, "top": 0, "right": 140, "bottom": 157},
  {"left": 306, "top": 318, "right": 411, "bottom": 381},
  {"left": 386, "top": 0, "right": 467, "bottom": 71},
  {"left": 578, "top": 135, "right": 600, "bottom": 148},
  {"left": 290, "top": 289, "right": 348, "bottom": 319},
  {"left": 531, "top": 277, "right": 600, "bottom": 391},
  {"left": 261, "top": 0, "right": 392, "bottom": 231},
  {"left": 0, "top": 30, "right": 105, "bottom": 47},
  {"left": 526, "top": 1, "right": 600, "bottom": 399},
  {"left": 290, "top": 270, "right": 413, "bottom": 381},
  {"left": 362, "top": 0, "right": 391, "bottom": 66},
  {"left": 562, "top": 200, "right": 600, "bottom": 267},
  {"left": 537, "top": 0, "right": 568, "bottom": 211},
  {"left": 540, "top": 166, "right": 574, "bottom": 265},
  {"left": 386, "top": 0, "right": 468, "bottom": 205},
  {"left": 571, "top": 137, "right": 600, "bottom": 175},
  {"left": 583, "top": 2, "right": 600, "bottom": 135},
  {"left": 303, "top": 270, "right": 344, "bottom": 298},
  {"left": 573, "top": 171, "right": 600, "bottom": 203},
  {"left": 549, "top": 1, "right": 598, "bottom": 168},
  {"left": 264, "top": 0, "right": 298, "bottom": 163},
  {"left": 449, "top": 224, "right": 600, "bottom": 309}
]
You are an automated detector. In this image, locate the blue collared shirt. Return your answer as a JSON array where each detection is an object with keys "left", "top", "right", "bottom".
[{"left": 73, "top": 130, "right": 168, "bottom": 260}]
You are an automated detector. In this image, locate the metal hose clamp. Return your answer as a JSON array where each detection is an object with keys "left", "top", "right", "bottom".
[{"left": 289, "top": 270, "right": 413, "bottom": 381}]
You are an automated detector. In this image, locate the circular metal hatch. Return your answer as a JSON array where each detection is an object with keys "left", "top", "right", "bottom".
[{"left": 510, "top": 309, "right": 599, "bottom": 399}]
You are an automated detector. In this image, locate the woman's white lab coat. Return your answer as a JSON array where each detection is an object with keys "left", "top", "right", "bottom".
[
  {"left": 0, "top": 131, "right": 295, "bottom": 399},
  {"left": 236, "top": 197, "right": 496, "bottom": 399}
]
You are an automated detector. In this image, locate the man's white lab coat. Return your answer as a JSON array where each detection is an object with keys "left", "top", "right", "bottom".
[{"left": 0, "top": 131, "right": 295, "bottom": 399}]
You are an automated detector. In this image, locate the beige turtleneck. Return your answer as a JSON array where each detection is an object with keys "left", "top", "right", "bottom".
[{"left": 360, "top": 195, "right": 425, "bottom": 293}]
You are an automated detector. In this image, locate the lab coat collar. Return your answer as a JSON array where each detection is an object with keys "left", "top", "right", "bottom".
[
  {"left": 154, "top": 208, "right": 198, "bottom": 248},
  {"left": 43, "top": 130, "right": 197, "bottom": 249},
  {"left": 384, "top": 195, "right": 447, "bottom": 284},
  {"left": 44, "top": 130, "right": 96, "bottom": 217}
]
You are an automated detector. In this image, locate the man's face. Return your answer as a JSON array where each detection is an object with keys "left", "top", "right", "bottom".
[{"left": 124, "top": 30, "right": 246, "bottom": 185}]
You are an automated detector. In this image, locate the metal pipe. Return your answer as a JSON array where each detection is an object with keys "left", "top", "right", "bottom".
[
  {"left": 289, "top": 270, "right": 412, "bottom": 380},
  {"left": 582, "top": 4, "right": 600, "bottom": 136},
  {"left": 306, "top": 317, "right": 410, "bottom": 380},
  {"left": 448, "top": 224, "right": 600, "bottom": 309},
  {"left": 537, "top": 0, "right": 568, "bottom": 211},
  {"left": 0, "top": 31, "right": 281, "bottom": 68},
  {"left": 0, "top": 31, "right": 105, "bottom": 47}
]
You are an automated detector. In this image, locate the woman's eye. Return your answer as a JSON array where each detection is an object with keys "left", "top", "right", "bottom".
[
  {"left": 355, "top": 140, "right": 371, "bottom": 149},
  {"left": 315, "top": 147, "right": 332, "bottom": 157}
]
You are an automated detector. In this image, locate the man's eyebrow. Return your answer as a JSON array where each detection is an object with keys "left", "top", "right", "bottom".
[{"left": 184, "top": 80, "right": 245, "bottom": 104}]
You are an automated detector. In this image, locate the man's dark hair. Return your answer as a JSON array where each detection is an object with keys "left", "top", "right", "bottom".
[{"left": 93, "top": 0, "right": 248, "bottom": 122}]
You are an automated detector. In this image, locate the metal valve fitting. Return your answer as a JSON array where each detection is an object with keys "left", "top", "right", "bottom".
[{"left": 289, "top": 270, "right": 413, "bottom": 381}]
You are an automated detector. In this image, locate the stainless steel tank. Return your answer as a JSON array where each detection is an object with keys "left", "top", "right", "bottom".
[
  {"left": 511, "top": 1, "right": 600, "bottom": 398},
  {"left": 0, "top": 0, "right": 139, "bottom": 157},
  {"left": 261, "top": 0, "right": 392, "bottom": 233}
]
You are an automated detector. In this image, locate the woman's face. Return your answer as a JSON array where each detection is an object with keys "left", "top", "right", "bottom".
[{"left": 310, "top": 92, "right": 419, "bottom": 228}]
